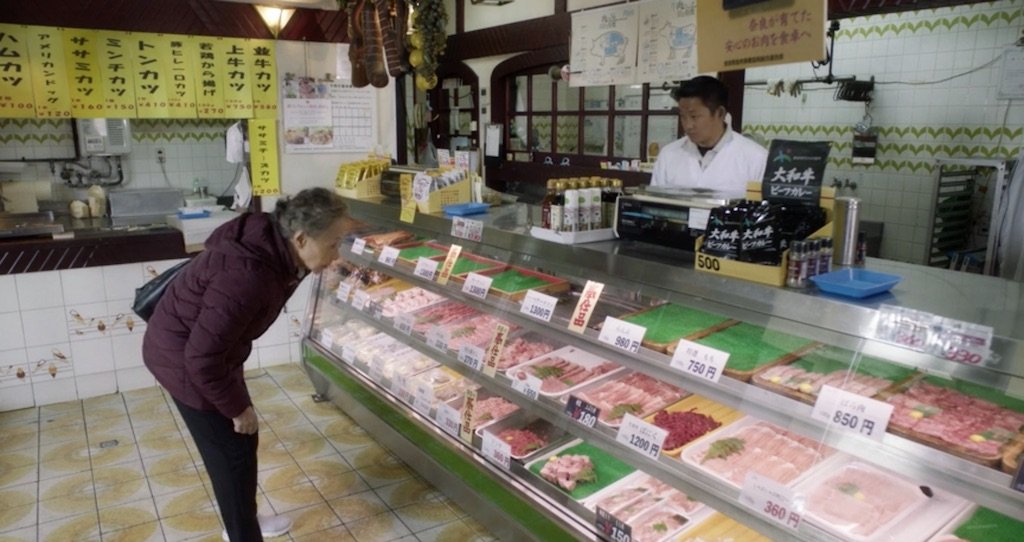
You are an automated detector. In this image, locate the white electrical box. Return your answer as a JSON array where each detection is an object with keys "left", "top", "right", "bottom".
[{"left": 76, "top": 119, "right": 132, "bottom": 156}]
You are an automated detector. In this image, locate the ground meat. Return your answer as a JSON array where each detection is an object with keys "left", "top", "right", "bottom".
[{"left": 654, "top": 409, "right": 722, "bottom": 451}]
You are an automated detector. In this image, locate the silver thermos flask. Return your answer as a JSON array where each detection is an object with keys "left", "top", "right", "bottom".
[{"left": 833, "top": 197, "right": 861, "bottom": 266}]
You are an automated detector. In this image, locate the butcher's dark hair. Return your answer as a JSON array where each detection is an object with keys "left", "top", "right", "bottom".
[
  {"left": 274, "top": 187, "right": 348, "bottom": 238},
  {"left": 671, "top": 76, "right": 728, "bottom": 113}
]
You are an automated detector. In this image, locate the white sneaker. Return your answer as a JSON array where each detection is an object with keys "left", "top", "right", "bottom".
[{"left": 220, "top": 515, "right": 293, "bottom": 541}]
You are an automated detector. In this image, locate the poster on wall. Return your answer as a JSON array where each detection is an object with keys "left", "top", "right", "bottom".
[
  {"left": 697, "top": 0, "right": 826, "bottom": 73},
  {"left": 281, "top": 77, "right": 376, "bottom": 153},
  {"left": 130, "top": 32, "right": 172, "bottom": 118},
  {"left": 570, "top": 3, "right": 639, "bottom": 87},
  {"left": 637, "top": 0, "right": 698, "bottom": 84},
  {"left": 26, "top": 26, "right": 72, "bottom": 119},
  {"left": 0, "top": 24, "right": 37, "bottom": 118},
  {"left": 62, "top": 28, "right": 106, "bottom": 118},
  {"left": 249, "top": 119, "right": 281, "bottom": 197},
  {"left": 96, "top": 32, "right": 138, "bottom": 117}
]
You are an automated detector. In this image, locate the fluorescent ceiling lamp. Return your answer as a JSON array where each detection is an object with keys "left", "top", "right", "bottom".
[{"left": 255, "top": 6, "right": 295, "bottom": 37}]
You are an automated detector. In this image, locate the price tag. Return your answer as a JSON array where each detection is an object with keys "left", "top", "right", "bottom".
[
  {"left": 351, "top": 238, "right": 367, "bottom": 255},
  {"left": 413, "top": 382, "right": 434, "bottom": 417},
  {"left": 458, "top": 344, "right": 485, "bottom": 371},
  {"left": 565, "top": 395, "right": 600, "bottom": 428},
  {"left": 688, "top": 208, "right": 711, "bottom": 231},
  {"left": 739, "top": 471, "right": 804, "bottom": 531},
  {"left": 568, "top": 280, "right": 604, "bottom": 333},
  {"left": 481, "top": 430, "right": 512, "bottom": 470},
  {"left": 378, "top": 246, "right": 399, "bottom": 267},
  {"left": 413, "top": 257, "right": 439, "bottom": 281},
  {"left": 936, "top": 319, "right": 993, "bottom": 366},
  {"left": 436, "top": 401, "right": 462, "bottom": 437},
  {"left": 390, "top": 373, "right": 410, "bottom": 402},
  {"left": 511, "top": 372, "right": 542, "bottom": 401},
  {"left": 400, "top": 199, "right": 417, "bottom": 224},
  {"left": 368, "top": 361, "right": 384, "bottom": 383},
  {"left": 336, "top": 282, "right": 353, "bottom": 303},
  {"left": 320, "top": 332, "right": 334, "bottom": 351},
  {"left": 394, "top": 313, "right": 414, "bottom": 335},
  {"left": 670, "top": 339, "right": 729, "bottom": 384},
  {"left": 615, "top": 413, "right": 667, "bottom": 459},
  {"left": 520, "top": 290, "right": 558, "bottom": 323},
  {"left": 460, "top": 389, "right": 477, "bottom": 443},
  {"left": 595, "top": 508, "right": 632, "bottom": 542},
  {"left": 436, "top": 245, "right": 463, "bottom": 286},
  {"left": 875, "top": 305, "right": 994, "bottom": 366},
  {"left": 451, "top": 217, "right": 484, "bottom": 243},
  {"left": 812, "top": 385, "right": 893, "bottom": 442},
  {"left": 351, "top": 290, "right": 370, "bottom": 311},
  {"left": 482, "top": 323, "right": 510, "bottom": 378},
  {"left": 341, "top": 345, "right": 355, "bottom": 365},
  {"left": 598, "top": 317, "right": 646, "bottom": 354},
  {"left": 412, "top": 172, "right": 432, "bottom": 203},
  {"left": 426, "top": 327, "right": 450, "bottom": 353},
  {"left": 461, "top": 272, "right": 493, "bottom": 299}
]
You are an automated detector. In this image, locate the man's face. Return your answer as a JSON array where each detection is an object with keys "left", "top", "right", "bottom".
[{"left": 678, "top": 97, "right": 726, "bottom": 148}]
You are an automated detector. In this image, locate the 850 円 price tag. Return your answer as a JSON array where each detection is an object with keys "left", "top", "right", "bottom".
[{"left": 812, "top": 385, "right": 893, "bottom": 442}]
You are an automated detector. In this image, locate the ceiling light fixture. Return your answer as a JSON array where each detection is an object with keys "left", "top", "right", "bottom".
[{"left": 255, "top": 6, "right": 296, "bottom": 38}]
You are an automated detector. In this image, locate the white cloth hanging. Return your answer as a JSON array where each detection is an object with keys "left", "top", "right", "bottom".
[{"left": 233, "top": 166, "right": 253, "bottom": 210}]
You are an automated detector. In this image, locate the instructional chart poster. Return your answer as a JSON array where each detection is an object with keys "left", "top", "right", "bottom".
[
  {"left": 570, "top": 3, "right": 639, "bottom": 87},
  {"left": 281, "top": 78, "right": 376, "bottom": 153},
  {"left": 637, "top": 0, "right": 698, "bottom": 83}
]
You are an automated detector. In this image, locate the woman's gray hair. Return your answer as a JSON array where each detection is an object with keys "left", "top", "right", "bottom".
[{"left": 273, "top": 187, "right": 348, "bottom": 238}]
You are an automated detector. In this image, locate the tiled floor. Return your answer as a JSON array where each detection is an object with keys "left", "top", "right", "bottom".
[{"left": 0, "top": 363, "right": 498, "bottom": 542}]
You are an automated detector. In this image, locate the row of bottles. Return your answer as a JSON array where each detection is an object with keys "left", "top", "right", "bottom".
[{"left": 540, "top": 177, "right": 624, "bottom": 232}]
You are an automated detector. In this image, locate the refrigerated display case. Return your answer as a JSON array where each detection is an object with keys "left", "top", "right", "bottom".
[{"left": 301, "top": 197, "right": 1024, "bottom": 541}]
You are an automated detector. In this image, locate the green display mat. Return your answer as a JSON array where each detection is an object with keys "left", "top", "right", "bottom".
[
  {"left": 791, "top": 347, "right": 915, "bottom": 382},
  {"left": 953, "top": 507, "right": 1024, "bottom": 542},
  {"left": 528, "top": 441, "right": 635, "bottom": 501},
  {"left": 921, "top": 376, "right": 1024, "bottom": 414},
  {"left": 697, "top": 323, "right": 815, "bottom": 373},
  {"left": 451, "top": 257, "right": 499, "bottom": 276},
  {"left": 621, "top": 304, "right": 730, "bottom": 345},
  {"left": 399, "top": 245, "right": 445, "bottom": 260},
  {"left": 490, "top": 269, "right": 550, "bottom": 293}
]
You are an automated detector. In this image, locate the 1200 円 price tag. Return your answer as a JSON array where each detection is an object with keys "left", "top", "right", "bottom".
[{"left": 615, "top": 413, "right": 667, "bottom": 459}]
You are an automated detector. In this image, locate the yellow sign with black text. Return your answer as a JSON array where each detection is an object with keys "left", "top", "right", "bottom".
[
  {"left": 249, "top": 119, "right": 281, "bottom": 197},
  {"left": 0, "top": 24, "right": 37, "bottom": 118},
  {"left": 27, "top": 26, "right": 73, "bottom": 119},
  {"left": 62, "top": 28, "right": 105, "bottom": 118},
  {"left": 96, "top": 31, "right": 137, "bottom": 117}
]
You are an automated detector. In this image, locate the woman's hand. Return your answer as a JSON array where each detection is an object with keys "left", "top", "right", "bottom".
[{"left": 232, "top": 406, "right": 259, "bottom": 435}]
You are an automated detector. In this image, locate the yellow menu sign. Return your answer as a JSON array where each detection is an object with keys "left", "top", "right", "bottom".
[
  {"left": 249, "top": 39, "right": 277, "bottom": 119},
  {"left": 26, "top": 26, "right": 72, "bottom": 119},
  {"left": 249, "top": 119, "right": 281, "bottom": 197},
  {"left": 0, "top": 24, "right": 37, "bottom": 118},
  {"left": 131, "top": 32, "right": 171, "bottom": 118},
  {"left": 96, "top": 32, "right": 137, "bottom": 117},
  {"left": 62, "top": 28, "right": 105, "bottom": 117},
  {"left": 193, "top": 36, "right": 226, "bottom": 118},
  {"left": 163, "top": 35, "right": 197, "bottom": 118},
  {"left": 218, "top": 38, "right": 253, "bottom": 118},
  {"left": 697, "top": 0, "right": 826, "bottom": 73}
]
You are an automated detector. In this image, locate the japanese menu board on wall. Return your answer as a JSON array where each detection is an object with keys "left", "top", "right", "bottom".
[
  {"left": 697, "top": 0, "right": 826, "bottom": 73},
  {"left": 570, "top": 2, "right": 639, "bottom": 87},
  {"left": 0, "top": 24, "right": 278, "bottom": 120},
  {"left": 761, "top": 139, "right": 831, "bottom": 203},
  {"left": 249, "top": 119, "right": 281, "bottom": 196}
]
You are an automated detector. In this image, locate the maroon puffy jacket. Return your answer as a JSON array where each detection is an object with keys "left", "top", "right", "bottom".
[{"left": 143, "top": 213, "right": 302, "bottom": 418}]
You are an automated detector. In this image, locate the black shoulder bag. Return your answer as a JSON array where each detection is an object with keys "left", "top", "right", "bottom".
[{"left": 132, "top": 260, "right": 189, "bottom": 322}]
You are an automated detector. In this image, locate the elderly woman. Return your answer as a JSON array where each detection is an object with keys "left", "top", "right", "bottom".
[{"left": 143, "top": 187, "right": 349, "bottom": 541}]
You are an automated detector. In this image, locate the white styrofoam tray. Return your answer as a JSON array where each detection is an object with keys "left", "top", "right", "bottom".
[
  {"left": 530, "top": 226, "right": 616, "bottom": 245},
  {"left": 506, "top": 345, "right": 624, "bottom": 398}
]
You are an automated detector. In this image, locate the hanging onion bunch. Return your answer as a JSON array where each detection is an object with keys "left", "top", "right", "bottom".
[{"left": 408, "top": 0, "right": 447, "bottom": 90}]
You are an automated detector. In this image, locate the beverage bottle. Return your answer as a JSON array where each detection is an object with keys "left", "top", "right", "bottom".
[
  {"left": 819, "top": 237, "right": 833, "bottom": 274},
  {"left": 588, "top": 181, "right": 602, "bottom": 231},
  {"left": 563, "top": 181, "right": 579, "bottom": 233},
  {"left": 541, "top": 179, "right": 556, "bottom": 229},
  {"left": 551, "top": 181, "right": 565, "bottom": 232}
]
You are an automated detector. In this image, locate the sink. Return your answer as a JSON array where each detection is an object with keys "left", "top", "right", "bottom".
[{"left": 0, "top": 211, "right": 64, "bottom": 239}]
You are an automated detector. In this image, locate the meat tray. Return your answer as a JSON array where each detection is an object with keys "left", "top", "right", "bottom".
[
  {"left": 525, "top": 439, "right": 636, "bottom": 501},
  {"left": 752, "top": 345, "right": 918, "bottom": 405},
  {"left": 407, "top": 300, "right": 481, "bottom": 337},
  {"left": 475, "top": 412, "right": 569, "bottom": 461},
  {"left": 580, "top": 470, "right": 706, "bottom": 519},
  {"left": 434, "top": 314, "right": 520, "bottom": 355},
  {"left": 384, "top": 240, "right": 450, "bottom": 269},
  {"left": 447, "top": 389, "right": 521, "bottom": 438},
  {"left": 469, "top": 265, "right": 571, "bottom": 301},
  {"left": 609, "top": 303, "right": 736, "bottom": 353},
  {"left": 927, "top": 505, "right": 1024, "bottom": 542},
  {"left": 678, "top": 416, "right": 841, "bottom": 490},
  {"left": 430, "top": 252, "right": 506, "bottom": 282},
  {"left": 794, "top": 458, "right": 969, "bottom": 542},
  {"left": 492, "top": 331, "right": 562, "bottom": 374},
  {"left": 625, "top": 503, "right": 697, "bottom": 542},
  {"left": 563, "top": 371, "right": 689, "bottom": 429},
  {"left": 674, "top": 512, "right": 772, "bottom": 542},
  {"left": 374, "top": 286, "right": 447, "bottom": 322},
  {"left": 359, "top": 229, "right": 416, "bottom": 250},
  {"left": 645, "top": 395, "right": 743, "bottom": 457},
  {"left": 668, "top": 322, "right": 821, "bottom": 382},
  {"left": 881, "top": 375, "right": 1024, "bottom": 469},
  {"left": 506, "top": 345, "right": 624, "bottom": 399}
]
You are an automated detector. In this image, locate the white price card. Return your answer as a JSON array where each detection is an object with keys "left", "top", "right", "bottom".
[
  {"left": 812, "top": 385, "right": 894, "bottom": 442},
  {"left": 520, "top": 290, "right": 558, "bottom": 322},
  {"left": 413, "top": 257, "right": 439, "bottom": 281},
  {"left": 481, "top": 430, "right": 512, "bottom": 470},
  {"left": 511, "top": 373, "right": 542, "bottom": 401},
  {"left": 394, "top": 313, "right": 414, "bottom": 335},
  {"left": 436, "top": 401, "right": 462, "bottom": 437},
  {"left": 598, "top": 316, "right": 647, "bottom": 354},
  {"left": 412, "top": 172, "right": 432, "bottom": 203},
  {"left": 935, "top": 318, "right": 994, "bottom": 366},
  {"left": 335, "top": 282, "right": 353, "bottom": 303},
  {"left": 320, "top": 332, "right": 334, "bottom": 351},
  {"left": 688, "top": 208, "right": 711, "bottom": 231},
  {"left": 341, "top": 345, "right": 355, "bottom": 365},
  {"left": 671, "top": 339, "right": 729, "bottom": 384},
  {"left": 378, "top": 246, "right": 399, "bottom": 267},
  {"left": 458, "top": 344, "right": 485, "bottom": 372},
  {"left": 569, "top": 280, "right": 604, "bottom": 333},
  {"left": 390, "top": 373, "right": 410, "bottom": 402},
  {"left": 351, "top": 289, "right": 370, "bottom": 311},
  {"left": 451, "top": 217, "right": 484, "bottom": 242},
  {"left": 351, "top": 238, "right": 367, "bottom": 255},
  {"left": 739, "top": 471, "right": 804, "bottom": 531},
  {"left": 413, "top": 382, "right": 434, "bottom": 417},
  {"left": 426, "top": 327, "right": 450, "bottom": 353},
  {"left": 368, "top": 362, "right": 384, "bottom": 384},
  {"left": 461, "top": 272, "right": 493, "bottom": 299},
  {"left": 615, "top": 413, "right": 668, "bottom": 459}
]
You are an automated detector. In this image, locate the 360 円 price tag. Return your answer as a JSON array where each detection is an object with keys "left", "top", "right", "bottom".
[{"left": 739, "top": 471, "right": 804, "bottom": 531}]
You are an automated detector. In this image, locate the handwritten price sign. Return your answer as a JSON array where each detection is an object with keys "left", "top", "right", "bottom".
[
  {"left": 615, "top": 413, "right": 667, "bottom": 459},
  {"left": 740, "top": 471, "right": 803, "bottom": 531},
  {"left": 812, "top": 385, "right": 893, "bottom": 442},
  {"left": 569, "top": 280, "right": 604, "bottom": 333},
  {"left": 598, "top": 317, "right": 646, "bottom": 354},
  {"left": 462, "top": 272, "right": 493, "bottom": 299},
  {"left": 670, "top": 340, "right": 728, "bottom": 384}
]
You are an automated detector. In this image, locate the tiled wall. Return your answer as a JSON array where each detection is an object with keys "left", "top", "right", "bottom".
[
  {"left": 0, "top": 260, "right": 312, "bottom": 412},
  {"left": 742, "top": 0, "right": 1024, "bottom": 264}
]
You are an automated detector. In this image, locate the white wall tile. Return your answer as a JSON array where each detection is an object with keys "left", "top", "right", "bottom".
[
  {"left": 70, "top": 337, "right": 115, "bottom": 376},
  {"left": 258, "top": 345, "right": 292, "bottom": 368},
  {"left": 256, "top": 312, "right": 290, "bottom": 347},
  {"left": 61, "top": 267, "right": 106, "bottom": 306},
  {"left": 0, "top": 385, "right": 34, "bottom": 411},
  {"left": 116, "top": 367, "right": 155, "bottom": 392},
  {"left": 33, "top": 377, "right": 78, "bottom": 406},
  {"left": 111, "top": 333, "right": 145, "bottom": 370},
  {"left": 0, "top": 348, "right": 29, "bottom": 388},
  {"left": 289, "top": 342, "right": 301, "bottom": 364},
  {"left": 285, "top": 275, "right": 313, "bottom": 313},
  {"left": 76, "top": 372, "right": 118, "bottom": 401},
  {"left": 0, "top": 312, "right": 26, "bottom": 350},
  {"left": 15, "top": 271, "right": 63, "bottom": 310},
  {"left": 0, "top": 275, "right": 18, "bottom": 313},
  {"left": 103, "top": 264, "right": 145, "bottom": 302}
]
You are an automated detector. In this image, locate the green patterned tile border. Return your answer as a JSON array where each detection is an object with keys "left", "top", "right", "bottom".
[
  {"left": 0, "top": 133, "right": 72, "bottom": 144},
  {"left": 837, "top": 8, "right": 1021, "bottom": 40},
  {"left": 133, "top": 132, "right": 225, "bottom": 142},
  {"left": 131, "top": 119, "right": 231, "bottom": 142},
  {"left": 743, "top": 124, "right": 1023, "bottom": 141},
  {"left": 0, "top": 119, "right": 69, "bottom": 129}
]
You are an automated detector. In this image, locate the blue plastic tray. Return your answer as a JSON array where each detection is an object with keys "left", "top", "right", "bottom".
[
  {"left": 443, "top": 202, "right": 490, "bottom": 216},
  {"left": 811, "top": 268, "right": 902, "bottom": 298}
]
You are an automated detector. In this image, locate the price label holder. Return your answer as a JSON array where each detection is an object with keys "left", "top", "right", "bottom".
[
  {"left": 812, "top": 385, "right": 893, "bottom": 442},
  {"left": 462, "top": 272, "right": 493, "bottom": 299},
  {"left": 520, "top": 290, "right": 558, "bottom": 323},
  {"left": 935, "top": 319, "right": 994, "bottom": 366},
  {"left": 670, "top": 339, "right": 729, "bottom": 384},
  {"left": 568, "top": 280, "right": 604, "bottom": 334},
  {"left": 595, "top": 507, "right": 632, "bottom": 542},
  {"left": 598, "top": 317, "right": 646, "bottom": 354},
  {"left": 458, "top": 344, "right": 485, "bottom": 372},
  {"left": 413, "top": 257, "right": 439, "bottom": 281},
  {"left": 460, "top": 389, "right": 477, "bottom": 443},
  {"left": 368, "top": 361, "right": 384, "bottom": 384},
  {"left": 511, "top": 373, "right": 542, "bottom": 401},
  {"left": 320, "top": 333, "right": 334, "bottom": 351},
  {"left": 400, "top": 199, "right": 417, "bottom": 224},
  {"left": 451, "top": 217, "right": 484, "bottom": 243},
  {"left": 436, "top": 401, "right": 462, "bottom": 438},
  {"left": 351, "top": 238, "right": 367, "bottom": 255},
  {"left": 394, "top": 313, "right": 414, "bottom": 335},
  {"left": 413, "top": 382, "right": 434, "bottom": 417},
  {"left": 688, "top": 208, "right": 711, "bottom": 232},
  {"left": 436, "top": 245, "right": 463, "bottom": 286},
  {"left": 481, "top": 430, "right": 512, "bottom": 470},
  {"left": 336, "top": 282, "right": 353, "bottom": 303},
  {"left": 565, "top": 395, "right": 600, "bottom": 429},
  {"left": 482, "top": 323, "right": 510, "bottom": 378},
  {"left": 390, "top": 373, "right": 410, "bottom": 402},
  {"left": 739, "top": 471, "right": 804, "bottom": 531},
  {"left": 1012, "top": 458, "right": 1024, "bottom": 493},
  {"left": 615, "top": 413, "right": 667, "bottom": 459},
  {"left": 412, "top": 172, "right": 432, "bottom": 203},
  {"left": 351, "top": 289, "right": 370, "bottom": 311},
  {"left": 426, "top": 326, "right": 450, "bottom": 353},
  {"left": 341, "top": 345, "right": 356, "bottom": 365},
  {"left": 378, "top": 246, "right": 399, "bottom": 267}
]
